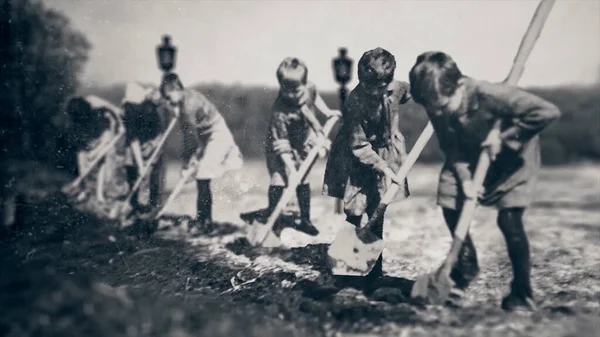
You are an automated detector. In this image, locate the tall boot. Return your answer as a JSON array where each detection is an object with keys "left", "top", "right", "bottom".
[
  {"left": 442, "top": 207, "right": 480, "bottom": 307},
  {"left": 345, "top": 214, "right": 362, "bottom": 227},
  {"left": 240, "top": 186, "right": 283, "bottom": 223},
  {"left": 442, "top": 208, "right": 480, "bottom": 290},
  {"left": 498, "top": 208, "right": 536, "bottom": 311},
  {"left": 365, "top": 215, "right": 384, "bottom": 280},
  {"left": 147, "top": 159, "right": 164, "bottom": 209},
  {"left": 195, "top": 180, "right": 212, "bottom": 227},
  {"left": 295, "top": 184, "right": 319, "bottom": 236},
  {"left": 362, "top": 196, "right": 385, "bottom": 280},
  {"left": 125, "top": 166, "right": 140, "bottom": 211},
  {"left": 267, "top": 186, "right": 284, "bottom": 217}
]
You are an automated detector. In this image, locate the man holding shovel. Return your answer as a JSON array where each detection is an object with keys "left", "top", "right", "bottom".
[
  {"left": 323, "top": 47, "right": 413, "bottom": 280},
  {"left": 161, "top": 73, "right": 243, "bottom": 232},
  {"left": 408, "top": 51, "right": 560, "bottom": 311}
]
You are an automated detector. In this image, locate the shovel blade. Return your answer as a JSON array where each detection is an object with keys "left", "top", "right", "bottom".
[
  {"left": 246, "top": 223, "right": 284, "bottom": 248},
  {"left": 117, "top": 203, "right": 135, "bottom": 226},
  {"left": 61, "top": 183, "right": 80, "bottom": 197},
  {"left": 410, "top": 269, "right": 454, "bottom": 304},
  {"left": 327, "top": 222, "right": 385, "bottom": 276}
]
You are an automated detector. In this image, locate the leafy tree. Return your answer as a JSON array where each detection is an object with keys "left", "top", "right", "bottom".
[{"left": 0, "top": 0, "right": 91, "bottom": 170}]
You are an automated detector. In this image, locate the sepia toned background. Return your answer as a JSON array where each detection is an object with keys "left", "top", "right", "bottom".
[{"left": 0, "top": 1, "right": 599, "bottom": 337}]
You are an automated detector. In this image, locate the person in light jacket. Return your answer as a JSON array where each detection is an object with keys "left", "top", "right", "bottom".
[{"left": 161, "top": 73, "right": 243, "bottom": 231}]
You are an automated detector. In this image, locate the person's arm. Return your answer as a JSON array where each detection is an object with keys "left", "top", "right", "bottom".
[
  {"left": 347, "top": 105, "right": 390, "bottom": 175},
  {"left": 314, "top": 93, "right": 343, "bottom": 120},
  {"left": 194, "top": 95, "right": 220, "bottom": 138},
  {"left": 479, "top": 81, "right": 561, "bottom": 151},
  {"left": 270, "top": 111, "right": 297, "bottom": 172},
  {"left": 178, "top": 104, "right": 201, "bottom": 164},
  {"left": 428, "top": 113, "right": 472, "bottom": 183}
]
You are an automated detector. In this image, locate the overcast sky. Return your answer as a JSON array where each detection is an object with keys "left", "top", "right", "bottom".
[{"left": 44, "top": 0, "right": 600, "bottom": 91}]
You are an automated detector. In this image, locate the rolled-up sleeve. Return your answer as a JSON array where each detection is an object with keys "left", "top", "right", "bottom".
[{"left": 480, "top": 82, "right": 561, "bottom": 152}]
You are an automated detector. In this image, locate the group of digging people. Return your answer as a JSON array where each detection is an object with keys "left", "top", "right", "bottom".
[{"left": 62, "top": 48, "right": 560, "bottom": 312}]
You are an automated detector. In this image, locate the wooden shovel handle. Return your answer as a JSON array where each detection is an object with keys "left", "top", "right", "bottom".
[
  {"left": 63, "top": 132, "right": 125, "bottom": 191},
  {"left": 380, "top": 121, "right": 435, "bottom": 205},
  {"left": 124, "top": 116, "right": 178, "bottom": 204},
  {"left": 359, "top": 122, "right": 434, "bottom": 235},
  {"left": 155, "top": 167, "right": 195, "bottom": 219},
  {"left": 258, "top": 115, "right": 341, "bottom": 243},
  {"left": 445, "top": 0, "right": 556, "bottom": 267}
]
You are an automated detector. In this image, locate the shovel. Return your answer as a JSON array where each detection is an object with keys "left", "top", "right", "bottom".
[
  {"left": 124, "top": 163, "right": 197, "bottom": 229},
  {"left": 327, "top": 122, "right": 435, "bottom": 276},
  {"left": 410, "top": 0, "right": 556, "bottom": 304},
  {"left": 61, "top": 132, "right": 125, "bottom": 197},
  {"left": 115, "top": 115, "right": 179, "bottom": 222},
  {"left": 246, "top": 113, "right": 341, "bottom": 247},
  {"left": 154, "top": 163, "right": 196, "bottom": 220}
]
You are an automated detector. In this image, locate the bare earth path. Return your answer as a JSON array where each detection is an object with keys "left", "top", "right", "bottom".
[{"left": 1, "top": 160, "right": 598, "bottom": 337}]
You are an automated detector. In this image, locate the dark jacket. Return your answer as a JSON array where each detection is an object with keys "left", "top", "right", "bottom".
[
  {"left": 323, "top": 80, "right": 412, "bottom": 215},
  {"left": 427, "top": 77, "right": 561, "bottom": 209}
]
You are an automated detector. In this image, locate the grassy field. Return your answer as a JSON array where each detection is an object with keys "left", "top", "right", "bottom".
[{"left": 1, "top": 160, "right": 599, "bottom": 336}]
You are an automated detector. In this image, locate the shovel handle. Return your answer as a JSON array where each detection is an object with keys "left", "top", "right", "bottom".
[
  {"left": 444, "top": 0, "right": 555, "bottom": 268},
  {"left": 359, "top": 122, "right": 434, "bottom": 233},
  {"left": 504, "top": 0, "right": 556, "bottom": 86},
  {"left": 63, "top": 132, "right": 125, "bottom": 192},
  {"left": 258, "top": 115, "right": 341, "bottom": 243},
  {"left": 381, "top": 122, "right": 435, "bottom": 206},
  {"left": 124, "top": 116, "right": 178, "bottom": 204},
  {"left": 444, "top": 126, "right": 498, "bottom": 268},
  {"left": 155, "top": 167, "right": 195, "bottom": 219}
]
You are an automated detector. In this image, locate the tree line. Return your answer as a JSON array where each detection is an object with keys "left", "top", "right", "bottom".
[
  {"left": 80, "top": 81, "right": 600, "bottom": 167},
  {"left": 1, "top": 0, "right": 599, "bottom": 175}
]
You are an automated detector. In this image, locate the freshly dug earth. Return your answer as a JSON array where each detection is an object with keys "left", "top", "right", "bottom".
[{"left": 1, "top": 162, "right": 599, "bottom": 337}]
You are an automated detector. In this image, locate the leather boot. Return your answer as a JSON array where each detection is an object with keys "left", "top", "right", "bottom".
[
  {"left": 295, "top": 184, "right": 319, "bottom": 236},
  {"left": 194, "top": 180, "right": 212, "bottom": 228}
]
